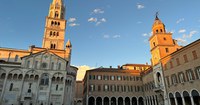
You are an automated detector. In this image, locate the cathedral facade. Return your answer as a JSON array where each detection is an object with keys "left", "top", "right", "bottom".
[{"left": 0, "top": 0, "right": 78, "bottom": 105}]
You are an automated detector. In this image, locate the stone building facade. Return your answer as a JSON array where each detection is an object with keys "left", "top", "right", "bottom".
[
  {"left": 81, "top": 15, "right": 200, "bottom": 105},
  {"left": 0, "top": 0, "right": 78, "bottom": 105}
]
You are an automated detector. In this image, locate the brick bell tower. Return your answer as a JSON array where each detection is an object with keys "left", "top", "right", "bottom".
[
  {"left": 42, "top": 0, "right": 66, "bottom": 50},
  {"left": 149, "top": 14, "right": 181, "bottom": 66}
]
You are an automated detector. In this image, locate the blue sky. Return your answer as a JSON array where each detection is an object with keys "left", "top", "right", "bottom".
[{"left": 0, "top": 0, "right": 200, "bottom": 68}]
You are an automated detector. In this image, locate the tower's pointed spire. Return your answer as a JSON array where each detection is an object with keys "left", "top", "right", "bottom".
[{"left": 66, "top": 39, "right": 72, "bottom": 47}]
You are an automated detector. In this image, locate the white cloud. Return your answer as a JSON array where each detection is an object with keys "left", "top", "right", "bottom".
[
  {"left": 68, "top": 18, "right": 76, "bottom": 23},
  {"left": 142, "top": 31, "right": 152, "bottom": 37},
  {"left": 176, "top": 18, "right": 184, "bottom": 24},
  {"left": 176, "top": 38, "right": 187, "bottom": 45},
  {"left": 101, "top": 18, "right": 106, "bottom": 22},
  {"left": 178, "top": 29, "right": 186, "bottom": 33},
  {"left": 103, "top": 35, "right": 110, "bottom": 39},
  {"left": 96, "top": 18, "right": 107, "bottom": 26},
  {"left": 183, "top": 30, "right": 198, "bottom": 38},
  {"left": 137, "top": 3, "right": 145, "bottom": 9},
  {"left": 113, "top": 35, "right": 121, "bottom": 38},
  {"left": 88, "top": 17, "right": 98, "bottom": 22},
  {"left": 143, "top": 33, "right": 148, "bottom": 37},
  {"left": 92, "top": 8, "right": 104, "bottom": 14},
  {"left": 69, "top": 23, "right": 80, "bottom": 27},
  {"left": 76, "top": 65, "right": 94, "bottom": 81}
]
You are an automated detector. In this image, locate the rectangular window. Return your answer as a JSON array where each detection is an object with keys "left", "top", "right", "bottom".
[
  {"left": 165, "top": 48, "right": 169, "bottom": 53},
  {"left": 192, "top": 50, "right": 198, "bottom": 60},
  {"left": 111, "top": 76, "right": 115, "bottom": 80},
  {"left": 34, "top": 61, "right": 38, "bottom": 69},
  {"left": 89, "top": 75, "right": 92, "bottom": 80},
  {"left": 26, "top": 61, "right": 30, "bottom": 68},
  {"left": 196, "top": 68, "right": 200, "bottom": 79},
  {"left": 98, "top": 85, "right": 101, "bottom": 91},
  {"left": 165, "top": 76, "right": 170, "bottom": 86},
  {"left": 97, "top": 75, "right": 102, "bottom": 80},
  {"left": 187, "top": 70, "right": 194, "bottom": 81},
  {"left": 176, "top": 58, "right": 180, "bottom": 66},
  {"left": 171, "top": 75, "right": 177, "bottom": 85},
  {"left": 104, "top": 85, "right": 108, "bottom": 91},
  {"left": 183, "top": 54, "right": 188, "bottom": 63},
  {"left": 51, "top": 62, "right": 54, "bottom": 70},
  {"left": 89, "top": 85, "right": 94, "bottom": 91},
  {"left": 170, "top": 61, "right": 173, "bottom": 68},
  {"left": 179, "top": 73, "right": 184, "bottom": 83},
  {"left": 117, "top": 76, "right": 121, "bottom": 80}
]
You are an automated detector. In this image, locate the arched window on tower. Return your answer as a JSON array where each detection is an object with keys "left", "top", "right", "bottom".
[
  {"left": 156, "top": 30, "right": 158, "bottom": 33},
  {"left": 57, "top": 32, "right": 59, "bottom": 36},
  {"left": 58, "top": 22, "right": 60, "bottom": 26},
  {"left": 55, "top": 21, "right": 57, "bottom": 26},
  {"left": 55, "top": 11, "right": 59, "bottom": 18},
  {"left": 51, "top": 21, "right": 54, "bottom": 26},
  {"left": 51, "top": 44, "right": 53, "bottom": 49},
  {"left": 53, "top": 32, "right": 56, "bottom": 36},
  {"left": 50, "top": 31, "right": 52, "bottom": 36}
]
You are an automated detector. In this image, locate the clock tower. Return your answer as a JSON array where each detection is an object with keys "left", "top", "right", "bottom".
[{"left": 149, "top": 15, "right": 181, "bottom": 66}]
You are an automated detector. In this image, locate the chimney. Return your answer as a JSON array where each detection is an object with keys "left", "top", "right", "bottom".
[
  {"left": 146, "top": 62, "right": 148, "bottom": 65},
  {"left": 110, "top": 66, "right": 112, "bottom": 69}
]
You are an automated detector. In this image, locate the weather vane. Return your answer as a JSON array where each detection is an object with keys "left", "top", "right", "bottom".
[{"left": 155, "top": 12, "right": 159, "bottom": 17}]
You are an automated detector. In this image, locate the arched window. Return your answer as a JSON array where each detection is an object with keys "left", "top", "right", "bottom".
[
  {"left": 0, "top": 73, "right": 6, "bottom": 79},
  {"left": 58, "top": 63, "right": 61, "bottom": 70},
  {"left": 28, "top": 89, "right": 31, "bottom": 93},
  {"left": 26, "top": 61, "right": 30, "bottom": 68},
  {"left": 53, "top": 32, "right": 56, "bottom": 36},
  {"left": 56, "top": 85, "right": 58, "bottom": 91},
  {"left": 14, "top": 55, "right": 19, "bottom": 62},
  {"left": 51, "top": 62, "right": 54, "bottom": 70},
  {"left": 50, "top": 31, "right": 52, "bottom": 36},
  {"left": 55, "top": 11, "right": 59, "bottom": 18},
  {"left": 58, "top": 22, "right": 60, "bottom": 26},
  {"left": 9, "top": 83, "right": 13, "bottom": 91},
  {"left": 57, "top": 32, "right": 59, "bottom": 36},
  {"left": 40, "top": 74, "right": 49, "bottom": 85},
  {"left": 51, "top": 21, "right": 54, "bottom": 26},
  {"left": 34, "top": 61, "right": 38, "bottom": 69},
  {"left": 53, "top": 44, "right": 56, "bottom": 49},
  {"left": 51, "top": 44, "right": 54, "bottom": 49}
]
